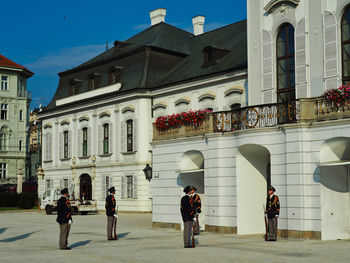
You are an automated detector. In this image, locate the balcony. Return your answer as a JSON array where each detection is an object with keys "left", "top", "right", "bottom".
[{"left": 153, "top": 98, "right": 350, "bottom": 141}]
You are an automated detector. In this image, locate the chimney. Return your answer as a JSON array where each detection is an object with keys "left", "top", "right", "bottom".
[
  {"left": 150, "top": 8, "right": 166, "bottom": 26},
  {"left": 192, "top": 16, "right": 205, "bottom": 36}
]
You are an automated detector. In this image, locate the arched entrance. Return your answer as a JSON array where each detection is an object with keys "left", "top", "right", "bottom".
[
  {"left": 236, "top": 144, "right": 271, "bottom": 235},
  {"left": 80, "top": 174, "right": 92, "bottom": 200},
  {"left": 319, "top": 137, "right": 350, "bottom": 240},
  {"left": 178, "top": 150, "right": 205, "bottom": 231}
]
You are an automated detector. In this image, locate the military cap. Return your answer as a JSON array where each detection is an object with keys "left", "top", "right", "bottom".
[
  {"left": 109, "top": 187, "right": 116, "bottom": 193},
  {"left": 268, "top": 186, "right": 276, "bottom": 192},
  {"left": 61, "top": 188, "right": 69, "bottom": 195},
  {"left": 191, "top": 186, "right": 197, "bottom": 191},
  {"left": 183, "top": 185, "right": 192, "bottom": 194}
]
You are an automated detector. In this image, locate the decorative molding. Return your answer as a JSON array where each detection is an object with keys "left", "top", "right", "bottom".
[
  {"left": 43, "top": 123, "right": 52, "bottom": 129},
  {"left": 98, "top": 111, "right": 111, "bottom": 118},
  {"left": 60, "top": 119, "right": 70, "bottom": 126},
  {"left": 174, "top": 96, "right": 190, "bottom": 106},
  {"left": 264, "top": 0, "right": 299, "bottom": 13},
  {"left": 152, "top": 102, "right": 167, "bottom": 110},
  {"left": 224, "top": 86, "right": 244, "bottom": 96},
  {"left": 121, "top": 105, "right": 135, "bottom": 113},
  {"left": 198, "top": 92, "right": 216, "bottom": 101},
  {"left": 78, "top": 115, "right": 90, "bottom": 122}
]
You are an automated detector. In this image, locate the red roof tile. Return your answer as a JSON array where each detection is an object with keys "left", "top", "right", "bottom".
[{"left": 0, "top": 54, "right": 33, "bottom": 75}]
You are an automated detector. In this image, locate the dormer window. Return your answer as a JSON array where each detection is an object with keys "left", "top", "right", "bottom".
[
  {"left": 88, "top": 73, "right": 99, "bottom": 90},
  {"left": 202, "top": 46, "right": 230, "bottom": 67},
  {"left": 68, "top": 79, "right": 82, "bottom": 96},
  {"left": 109, "top": 66, "right": 124, "bottom": 85}
]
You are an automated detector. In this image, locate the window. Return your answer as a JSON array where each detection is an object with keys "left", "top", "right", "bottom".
[
  {"left": 126, "top": 175, "right": 134, "bottom": 199},
  {"left": 63, "top": 179, "right": 68, "bottom": 189},
  {"left": 19, "top": 110, "right": 23, "bottom": 121},
  {"left": 342, "top": 7, "right": 350, "bottom": 84},
  {"left": 17, "top": 79, "right": 24, "bottom": 97},
  {"left": 230, "top": 103, "right": 241, "bottom": 111},
  {"left": 1, "top": 104, "right": 8, "bottom": 120},
  {"left": 45, "top": 133, "right": 52, "bottom": 160},
  {"left": 0, "top": 163, "right": 6, "bottom": 179},
  {"left": 127, "top": 120, "right": 133, "bottom": 152},
  {"left": 0, "top": 134, "right": 6, "bottom": 151},
  {"left": 109, "top": 67, "right": 124, "bottom": 84},
  {"left": 103, "top": 124, "right": 109, "bottom": 154},
  {"left": 276, "top": 23, "right": 296, "bottom": 103},
  {"left": 82, "top": 128, "right": 88, "bottom": 156},
  {"left": 1, "top": 76, "right": 8, "bottom": 90},
  {"left": 45, "top": 179, "right": 51, "bottom": 190},
  {"left": 19, "top": 140, "right": 22, "bottom": 151},
  {"left": 88, "top": 78, "right": 95, "bottom": 90},
  {"left": 69, "top": 83, "right": 79, "bottom": 96},
  {"left": 104, "top": 176, "right": 110, "bottom": 198},
  {"left": 63, "top": 131, "right": 69, "bottom": 159}
]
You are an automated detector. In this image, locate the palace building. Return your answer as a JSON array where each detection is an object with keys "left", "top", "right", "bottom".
[{"left": 40, "top": 0, "right": 350, "bottom": 240}]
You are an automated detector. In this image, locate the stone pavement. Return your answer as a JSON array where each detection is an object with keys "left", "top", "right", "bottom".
[{"left": 0, "top": 211, "right": 349, "bottom": 263}]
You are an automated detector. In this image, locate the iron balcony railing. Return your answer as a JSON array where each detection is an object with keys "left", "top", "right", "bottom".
[{"left": 213, "top": 100, "right": 299, "bottom": 132}]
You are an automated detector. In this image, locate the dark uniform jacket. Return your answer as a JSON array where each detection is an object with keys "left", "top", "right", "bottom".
[
  {"left": 180, "top": 195, "right": 195, "bottom": 222},
  {"left": 265, "top": 195, "right": 280, "bottom": 219},
  {"left": 192, "top": 193, "right": 201, "bottom": 214},
  {"left": 105, "top": 194, "right": 116, "bottom": 217},
  {"left": 56, "top": 196, "right": 72, "bottom": 224}
]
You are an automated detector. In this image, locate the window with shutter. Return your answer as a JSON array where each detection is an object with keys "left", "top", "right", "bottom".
[
  {"left": 68, "top": 130, "right": 72, "bottom": 158},
  {"left": 59, "top": 132, "right": 64, "bottom": 159},
  {"left": 126, "top": 175, "right": 134, "bottom": 198},
  {"left": 133, "top": 175, "right": 138, "bottom": 199},
  {"left": 101, "top": 176, "right": 106, "bottom": 200},
  {"left": 82, "top": 128, "right": 88, "bottom": 157},
  {"left": 121, "top": 176, "right": 125, "bottom": 199},
  {"left": 341, "top": 8, "right": 350, "bottom": 84},
  {"left": 127, "top": 120, "right": 133, "bottom": 152},
  {"left": 98, "top": 125, "right": 102, "bottom": 155},
  {"left": 323, "top": 11, "right": 338, "bottom": 90},
  {"left": 103, "top": 124, "right": 109, "bottom": 154},
  {"left": 276, "top": 23, "right": 296, "bottom": 103},
  {"left": 48, "top": 133, "right": 52, "bottom": 160},
  {"left": 295, "top": 18, "right": 308, "bottom": 98},
  {"left": 87, "top": 127, "right": 91, "bottom": 156},
  {"left": 262, "top": 30, "right": 274, "bottom": 103},
  {"left": 132, "top": 119, "right": 137, "bottom": 152},
  {"left": 78, "top": 129, "right": 82, "bottom": 157},
  {"left": 121, "top": 121, "right": 126, "bottom": 153},
  {"left": 109, "top": 123, "right": 113, "bottom": 154}
]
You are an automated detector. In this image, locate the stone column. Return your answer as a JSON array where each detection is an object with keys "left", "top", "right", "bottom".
[
  {"left": 71, "top": 157, "right": 79, "bottom": 199},
  {"left": 90, "top": 155, "right": 96, "bottom": 200},
  {"left": 16, "top": 167, "right": 24, "bottom": 193}
]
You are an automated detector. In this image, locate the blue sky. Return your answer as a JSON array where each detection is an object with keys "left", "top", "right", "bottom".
[{"left": 2, "top": 0, "right": 246, "bottom": 108}]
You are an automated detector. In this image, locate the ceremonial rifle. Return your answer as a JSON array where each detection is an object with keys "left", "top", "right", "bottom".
[
  {"left": 114, "top": 204, "right": 118, "bottom": 240},
  {"left": 264, "top": 205, "right": 268, "bottom": 241}
]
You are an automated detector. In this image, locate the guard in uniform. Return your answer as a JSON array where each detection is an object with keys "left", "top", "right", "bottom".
[
  {"left": 191, "top": 186, "right": 201, "bottom": 235},
  {"left": 265, "top": 186, "right": 280, "bottom": 241},
  {"left": 180, "top": 185, "right": 195, "bottom": 248},
  {"left": 56, "top": 188, "right": 72, "bottom": 250},
  {"left": 105, "top": 186, "right": 118, "bottom": 240}
]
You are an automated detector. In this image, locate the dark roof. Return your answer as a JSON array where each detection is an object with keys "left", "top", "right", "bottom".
[
  {"left": 0, "top": 54, "right": 34, "bottom": 76},
  {"left": 45, "top": 20, "right": 247, "bottom": 111}
]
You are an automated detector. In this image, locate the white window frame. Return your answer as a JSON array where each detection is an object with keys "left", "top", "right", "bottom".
[
  {"left": 121, "top": 175, "right": 137, "bottom": 199},
  {"left": 1, "top": 104, "right": 8, "bottom": 120},
  {"left": 1, "top": 76, "right": 8, "bottom": 91},
  {"left": 0, "top": 163, "right": 6, "bottom": 179},
  {"left": 0, "top": 133, "right": 7, "bottom": 151}
]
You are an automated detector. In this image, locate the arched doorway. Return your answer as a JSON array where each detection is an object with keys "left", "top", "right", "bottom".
[
  {"left": 319, "top": 137, "right": 350, "bottom": 240},
  {"left": 178, "top": 150, "right": 205, "bottom": 231},
  {"left": 80, "top": 174, "right": 92, "bottom": 200},
  {"left": 236, "top": 144, "right": 271, "bottom": 234}
]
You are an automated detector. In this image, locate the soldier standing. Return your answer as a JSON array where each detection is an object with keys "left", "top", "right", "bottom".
[
  {"left": 191, "top": 186, "right": 201, "bottom": 235},
  {"left": 180, "top": 185, "right": 195, "bottom": 248},
  {"left": 265, "top": 186, "right": 280, "bottom": 241},
  {"left": 56, "top": 188, "right": 72, "bottom": 250},
  {"left": 105, "top": 186, "right": 118, "bottom": 240}
]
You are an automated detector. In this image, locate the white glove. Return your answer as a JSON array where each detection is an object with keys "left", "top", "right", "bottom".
[
  {"left": 193, "top": 217, "right": 196, "bottom": 222},
  {"left": 68, "top": 220, "right": 73, "bottom": 225},
  {"left": 114, "top": 214, "right": 118, "bottom": 219},
  {"left": 275, "top": 215, "right": 279, "bottom": 218}
]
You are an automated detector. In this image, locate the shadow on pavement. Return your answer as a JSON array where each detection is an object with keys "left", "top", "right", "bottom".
[
  {"left": 0, "top": 231, "right": 40, "bottom": 242},
  {"left": 118, "top": 232, "right": 130, "bottom": 239},
  {"left": 70, "top": 240, "right": 92, "bottom": 248},
  {"left": 0, "top": 228, "right": 8, "bottom": 235}
]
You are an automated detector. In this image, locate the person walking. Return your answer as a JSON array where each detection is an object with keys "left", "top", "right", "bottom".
[
  {"left": 56, "top": 188, "right": 73, "bottom": 250},
  {"left": 265, "top": 186, "right": 280, "bottom": 241},
  {"left": 105, "top": 186, "right": 118, "bottom": 240},
  {"left": 191, "top": 186, "right": 201, "bottom": 235},
  {"left": 180, "top": 185, "right": 195, "bottom": 248}
]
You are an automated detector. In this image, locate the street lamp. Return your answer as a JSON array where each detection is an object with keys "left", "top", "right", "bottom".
[{"left": 143, "top": 164, "right": 152, "bottom": 182}]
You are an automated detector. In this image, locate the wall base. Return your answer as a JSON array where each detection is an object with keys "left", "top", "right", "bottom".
[
  {"left": 205, "top": 225, "right": 237, "bottom": 234},
  {"left": 278, "top": 230, "right": 321, "bottom": 240},
  {"left": 152, "top": 222, "right": 181, "bottom": 231}
]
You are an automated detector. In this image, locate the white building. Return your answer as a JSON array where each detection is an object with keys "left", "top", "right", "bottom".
[{"left": 151, "top": 0, "right": 350, "bottom": 241}]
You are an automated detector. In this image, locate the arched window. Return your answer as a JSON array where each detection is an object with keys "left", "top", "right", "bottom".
[
  {"left": 230, "top": 103, "right": 241, "bottom": 111},
  {"left": 63, "top": 131, "right": 69, "bottom": 159},
  {"left": 276, "top": 23, "right": 295, "bottom": 103},
  {"left": 103, "top": 124, "right": 109, "bottom": 154},
  {"left": 342, "top": 7, "right": 350, "bottom": 84}
]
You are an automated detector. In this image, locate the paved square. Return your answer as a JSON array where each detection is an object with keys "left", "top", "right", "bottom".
[{"left": 0, "top": 211, "right": 349, "bottom": 263}]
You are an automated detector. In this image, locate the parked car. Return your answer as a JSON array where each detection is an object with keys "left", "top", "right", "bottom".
[{"left": 0, "top": 183, "right": 16, "bottom": 193}]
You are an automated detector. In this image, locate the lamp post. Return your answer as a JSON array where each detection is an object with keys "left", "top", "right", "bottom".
[{"left": 143, "top": 164, "right": 152, "bottom": 182}]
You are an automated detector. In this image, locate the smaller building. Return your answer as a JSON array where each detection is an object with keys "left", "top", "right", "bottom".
[
  {"left": 0, "top": 54, "right": 33, "bottom": 185},
  {"left": 28, "top": 108, "right": 42, "bottom": 181}
]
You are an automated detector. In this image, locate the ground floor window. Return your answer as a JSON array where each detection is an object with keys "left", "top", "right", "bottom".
[
  {"left": 0, "top": 163, "right": 6, "bottom": 179},
  {"left": 121, "top": 175, "right": 137, "bottom": 199}
]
